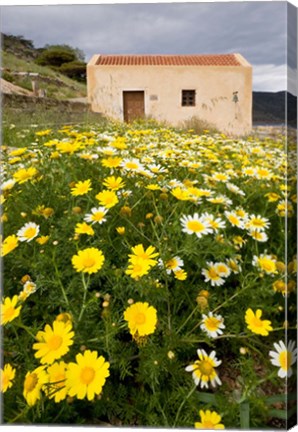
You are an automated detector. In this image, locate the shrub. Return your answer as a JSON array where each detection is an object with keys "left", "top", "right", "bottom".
[{"left": 59, "top": 61, "right": 87, "bottom": 82}]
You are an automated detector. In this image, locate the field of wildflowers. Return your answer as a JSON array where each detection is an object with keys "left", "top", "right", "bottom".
[{"left": 1, "top": 120, "right": 297, "bottom": 428}]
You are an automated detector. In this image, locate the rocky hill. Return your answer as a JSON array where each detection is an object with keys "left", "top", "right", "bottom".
[{"left": 253, "top": 91, "right": 297, "bottom": 127}]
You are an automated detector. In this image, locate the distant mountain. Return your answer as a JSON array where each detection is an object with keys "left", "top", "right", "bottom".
[{"left": 253, "top": 91, "right": 297, "bottom": 127}]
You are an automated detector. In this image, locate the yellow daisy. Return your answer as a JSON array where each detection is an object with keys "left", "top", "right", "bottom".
[
  {"left": 124, "top": 302, "right": 157, "bottom": 338},
  {"left": 103, "top": 176, "right": 125, "bottom": 190},
  {"left": 1, "top": 363, "right": 16, "bottom": 393},
  {"left": 70, "top": 179, "right": 92, "bottom": 196},
  {"left": 96, "top": 190, "right": 119, "bottom": 208},
  {"left": 65, "top": 350, "right": 110, "bottom": 401},
  {"left": 245, "top": 308, "right": 273, "bottom": 336},
  {"left": 33, "top": 321, "right": 74, "bottom": 365},
  {"left": 13, "top": 167, "right": 38, "bottom": 184},
  {"left": 1, "top": 295, "right": 22, "bottom": 325},
  {"left": 72, "top": 247, "right": 105, "bottom": 274},
  {"left": 74, "top": 222, "right": 95, "bottom": 236},
  {"left": 125, "top": 258, "right": 151, "bottom": 280},
  {"left": 128, "top": 244, "right": 159, "bottom": 267},
  {"left": 23, "top": 366, "right": 48, "bottom": 406},
  {"left": 45, "top": 361, "right": 68, "bottom": 403},
  {"left": 101, "top": 156, "right": 123, "bottom": 168},
  {"left": 1, "top": 234, "right": 19, "bottom": 256},
  {"left": 195, "top": 410, "right": 225, "bottom": 429}
]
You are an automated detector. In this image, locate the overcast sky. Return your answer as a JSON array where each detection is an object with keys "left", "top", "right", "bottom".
[{"left": 1, "top": 1, "right": 297, "bottom": 94}]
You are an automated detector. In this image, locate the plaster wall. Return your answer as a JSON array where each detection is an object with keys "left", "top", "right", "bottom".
[{"left": 87, "top": 60, "right": 252, "bottom": 135}]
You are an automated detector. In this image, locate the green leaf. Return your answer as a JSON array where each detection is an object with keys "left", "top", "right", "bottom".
[
  {"left": 268, "top": 405, "right": 297, "bottom": 420},
  {"left": 196, "top": 392, "right": 217, "bottom": 405},
  {"left": 266, "top": 392, "right": 297, "bottom": 405},
  {"left": 240, "top": 401, "right": 250, "bottom": 429}
]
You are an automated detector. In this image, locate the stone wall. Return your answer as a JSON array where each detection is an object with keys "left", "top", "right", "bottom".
[{"left": 2, "top": 93, "right": 89, "bottom": 113}]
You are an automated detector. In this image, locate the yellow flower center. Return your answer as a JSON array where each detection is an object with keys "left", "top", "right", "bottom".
[
  {"left": 4, "top": 307, "right": 16, "bottom": 321},
  {"left": 205, "top": 317, "right": 221, "bottom": 331},
  {"left": 229, "top": 215, "right": 240, "bottom": 225},
  {"left": 93, "top": 212, "right": 104, "bottom": 221},
  {"left": 48, "top": 335, "right": 63, "bottom": 350},
  {"left": 103, "top": 195, "right": 114, "bottom": 204},
  {"left": 259, "top": 257, "right": 276, "bottom": 273},
  {"left": 217, "top": 265, "right": 227, "bottom": 273},
  {"left": 203, "top": 420, "right": 216, "bottom": 428},
  {"left": 215, "top": 174, "right": 227, "bottom": 181},
  {"left": 24, "top": 227, "right": 37, "bottom": 239},
  {"left": 208, "top": 268, "right": 219, "bottom": 279},
  {"left": 135, "top": 313, "right": 146, "bottom": 325},
  {"left": 251, "top": 219, "right": 264, "bottom": 227},
  {"left": 166, "top": 259, "right": 178, "bottom": 270},
  {"left": 187, "top": 220, "right": 205, "bottom": 233},
  {"left": 126, "top": 162, "right": 139, "bottom": 170},
  {"left": 279, "top": 351, "right": 291, "bottom": 371},
  {"left": 198, "top": 360, "right": 214, "bottom": 376},
  {"left": 80, "top": 367, "right": 95, "bottom": 385},
  {"left": 251, "top": 317, "right": 262, "bottom": 327},
  {"left": 83, "top": 257, "right": 96, "bottom": 268},
  {"left": 24, "top": 373, "right": 38, "bottom": 392}
]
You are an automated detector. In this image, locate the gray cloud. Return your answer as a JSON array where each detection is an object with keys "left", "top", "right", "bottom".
[{"left": 1, "top": 2, "right": 295, "bottom": 93}]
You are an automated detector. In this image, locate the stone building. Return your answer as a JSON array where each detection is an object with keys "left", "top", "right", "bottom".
[{"left": 87, "top": 53, "right": 252, "bottom": 135}]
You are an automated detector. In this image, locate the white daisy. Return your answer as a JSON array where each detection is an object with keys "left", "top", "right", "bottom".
[
  {"left": 225, "top": 211, "right": 245, "bottom": 228},
  {"left": 121, "top": 158, "right": 144, "bottom": 172},
  {"left": 269, "top": 340, "right": 297, "bottom": 378},
  {"left": 211, "top": 172, "right": 230, "bottom": 183},
  {"left": 201, "top": 213, "right": 226, "bottom": 232},
  {"left": 226, "top": 182, "right": 245, "bottom": 196},
  {"left": 165, "top": 256, "right": 184, "bottom": 274},
  {"left": 180, "top": 213, "right": 213, "bottom": 238},
  {"left": 215, "top": 262, "right": 231, "bottom": 278},
  {"left": 84, "top": 207, "right": 108, "bottom": 225},
  {"left": 200, "top": 312, "right": 225, "bottom": 338},
  {"left": 185, "top": 349, "right": 222, "bottom": 388},
  {"left": 17, "top": 222, "right": 40, "bottom": 242},
  {"left": 226, "top": 257, "right": 242, "bottom": 274},
  {"left": 148, "top": 164, "right": 167, "bottom": 174},
  {"left": 249, "top": 230, "right": 268, "bottom": 242},
  {"left": 202, "top": 262, "right": 225, "bottom": 287},
  {"left": 1, "top": 179, "right": 16, "bottom": 192},
  {"left": 245, "top": 214, "right": 270, "bottom": 232}
]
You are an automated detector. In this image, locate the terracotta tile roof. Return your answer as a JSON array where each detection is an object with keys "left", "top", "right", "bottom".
[{"left": 96, "top": 54, "right": 242, "bottom": 66}]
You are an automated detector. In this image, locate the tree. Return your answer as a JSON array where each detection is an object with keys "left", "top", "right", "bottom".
[
  {"left": 35, "top": 47, "right": 77, "bottom": 67},
  {"left": 59, "top": 61, "right": 87, "bottom": 82}
]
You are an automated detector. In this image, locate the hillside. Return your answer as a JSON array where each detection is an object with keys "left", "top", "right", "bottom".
[
  {"left": 1, "top": 33, "right": 86, "bottom": 99},
  {"left": 253, "top": 91, "right": 297, "bottom": 126}
]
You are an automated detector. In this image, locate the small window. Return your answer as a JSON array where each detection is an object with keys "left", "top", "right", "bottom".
[{"left": 182, "top": 90, "right": 196, "bottom": 106}]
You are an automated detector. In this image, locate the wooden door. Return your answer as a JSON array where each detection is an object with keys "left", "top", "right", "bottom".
[{"left": 123, "top": 91, "right": 145, "bottom": 122}]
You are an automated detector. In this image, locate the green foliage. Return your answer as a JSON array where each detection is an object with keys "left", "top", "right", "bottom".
[
  {"left": 59, "top": 61, "right": 87, "bottom": 82},
  {"left": 1, "top": 120, "right": 296, "bottom": 427},
  {"left": 35, "top": 47, "right": 77, "bottom": 67}
]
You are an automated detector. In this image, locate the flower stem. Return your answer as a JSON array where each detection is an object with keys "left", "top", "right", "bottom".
[
  {"left": 176, "top": 305, "right": 199, "bottom": 334},
  {"left": 52, "top": 250, "right": 71, "bottom": 312},
  {"left": 173, "top": 385, "right": 196, "bottom": 427},
  {"left": 77, "top": 273, "right": 90, "bottom": 323}
]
